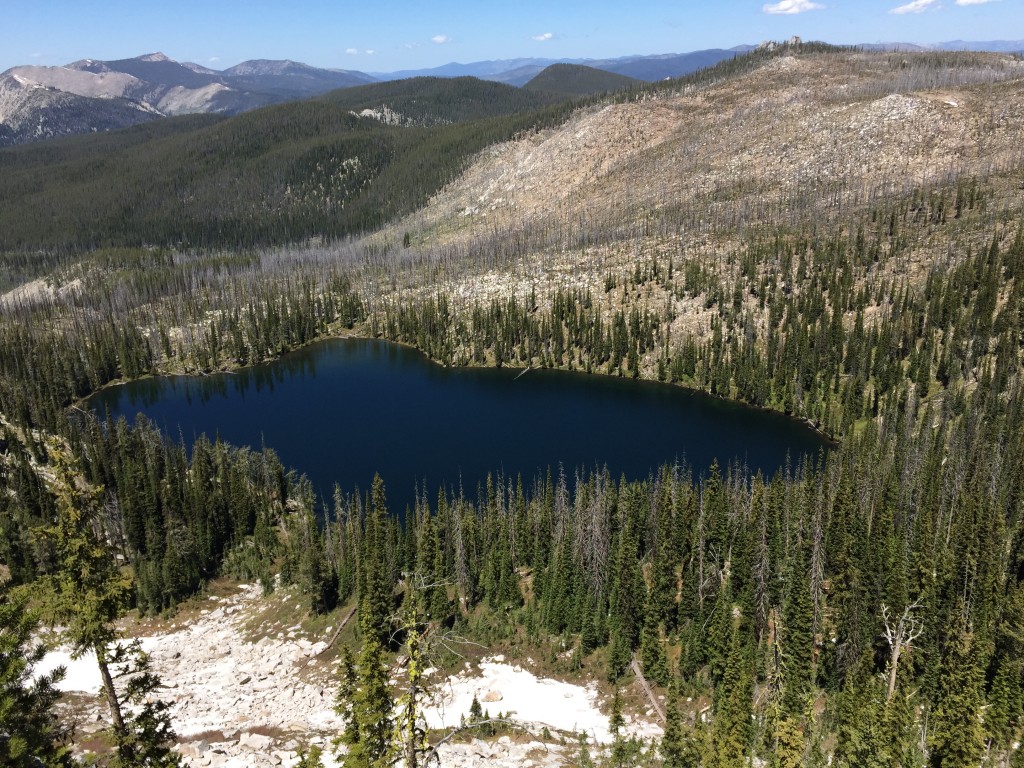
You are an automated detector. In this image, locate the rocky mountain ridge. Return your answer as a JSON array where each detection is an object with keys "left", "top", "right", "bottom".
[
  {"left": 3, "top": 40, "right": 1021, "bottom": 148},
  {"left": 0, "top": 52, "right": 374, "bottom": 147}
]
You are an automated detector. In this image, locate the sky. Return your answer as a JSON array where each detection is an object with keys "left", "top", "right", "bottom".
[{"left": 1, "top": 0, "right": 1019, "bottom": 74}]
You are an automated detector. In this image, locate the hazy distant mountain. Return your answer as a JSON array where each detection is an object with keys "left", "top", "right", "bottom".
[
  {"left": 223, "top": 60, "right": 375, "bottom": 98},
  {"left": 0, "top": 52, "right": 377, "bottom": 147},
  {"left": 586, "top": 49, "right": 740, "bottom": 81},
  {"left": 523, "top": 64, "right": 641, "bottom": 97},
  {"left": 486, "top": 65, "right": 550, "bottom": 87},
  {"left": 372, "top": 58, "right": 565, "bottom": 82},
  {"left": 375, "top": 49, "right": 744, "bottom": 84},
  {"left": 937, "top": 40, "right": 1024, "bottom": 53},
  {"left": 856, "top": 40, "right": 1024, "bottom": 53}
]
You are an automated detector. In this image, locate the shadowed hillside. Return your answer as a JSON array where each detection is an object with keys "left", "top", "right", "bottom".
[
  {"left": 523, "top": 64, "right": 641, "bottom": 97},
  {"left": 317, "top": 75, "right": 564, "bottom": 124}
]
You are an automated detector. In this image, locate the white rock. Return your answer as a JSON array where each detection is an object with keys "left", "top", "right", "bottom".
[{"left": 239, "top": 732, "right": 275, "bottom": 750}]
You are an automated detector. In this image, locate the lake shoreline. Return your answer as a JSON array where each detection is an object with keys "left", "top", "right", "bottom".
[
  {"left": 75, "top": 326, "right": 840, "bottom": 449},
  {"left": 86, "top": 336, "right": 833, "bottom": 515}
]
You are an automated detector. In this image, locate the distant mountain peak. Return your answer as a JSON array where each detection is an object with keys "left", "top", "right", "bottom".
[
  {"left": 226, "top": 59, "right": 321, "bottom": 76},
  {"left": 138, "top": 52, "right": 172, "bottom": 63},
  {"left": 67, "top": 58, "right": 113, "bottom": 73},
  {"left": 181, "top": 61, "right": 220, "bottom": 75}
]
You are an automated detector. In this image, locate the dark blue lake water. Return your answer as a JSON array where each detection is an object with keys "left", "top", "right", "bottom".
[{"left": 88, "top": 338, "right": 828, "bottom": 513}]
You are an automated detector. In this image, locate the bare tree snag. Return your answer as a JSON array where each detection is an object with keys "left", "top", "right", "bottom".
[{"left": 881, "top": 598, "right": 924, "bottom": 702}]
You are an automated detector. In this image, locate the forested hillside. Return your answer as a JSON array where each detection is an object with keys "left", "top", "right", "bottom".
[
  {"left": 317, "top": 75, "right": 563, "bottom": 123},
  {"left": 0, "top": 79, "right": 576, "bottom": 256},
  {"left": 523, "top": 64, "right": 641, "bottom": 97},
  {"left": 3, "top": 42, "right": 1024, "bottom": 767}
]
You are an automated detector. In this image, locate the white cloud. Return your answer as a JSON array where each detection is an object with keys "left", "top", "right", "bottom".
[
  {"left": 431, "top": 35, "right": 450, "bottom": 44},
  {"left": 365, "top": 49, "right": 375, "bottom": 55},
  {"left": 763, "top": 0, "right": 825, "bottom": 14},
  {"left": 955, "top": 0, "right": 997, "bottom": 4},
  {"left": 890, "top": 0, "right": 939, "bottom": 12},
  {"left": 208, "top": 56, "right": 221, "bottom": 63},
  {"left": 404, "top": 43, "right": 420, "bottom": 49},
  {"left": 532, "top": 32, "right": 554, "bottom": 41},
  {"left": 345, "top": 48, "right": 359, "bottom": 55}
]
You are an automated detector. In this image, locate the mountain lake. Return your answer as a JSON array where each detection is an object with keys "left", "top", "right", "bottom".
[{"left": 88, "top": 338, "right": 830, "bottom": 513}]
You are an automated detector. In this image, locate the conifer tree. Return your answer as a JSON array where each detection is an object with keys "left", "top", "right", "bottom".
[
  {"left": 780, "top": 541, "right": 814, "bottom": 717},
  {"left": 37, "top": 442, "right": 180, "bottom": 766},
  {"left": 763, "top": 615, "right": 805, "bottom": 768},
  {"left": 335, "top": 646, "right": 360, "bottom": 747},
  {"left": 830, "top": 657, "right": 890, "bottom": 768},
  {"left": 394, "top": 592, "right": 428, "bottom": 768},
  {"left": 710, "top": 613, "right": 753, "bottom": 768},
  {"left": 639, "top": 588, "right": 670, "bottom": 687},
  {"left": 0, "top": 580, "right": 76, "bottom": 767},
  {"left": 337, "top": 602, "right": 394, "bottom": 768},
  {"left": 106, "top": 641, "right": 182, "bottom": 768},
  {"left": 607, "top": 503, "right": 643, "bottom": 681},
  {"left": 706, "top": 576, "right": 733, "bottom": 685},
  {"left": 361, "top": 474, "right": 393, "bottom": 645},
  {"left": 927, "top": 610, "right": 985, "bottom": 768},
  {"left": 661, "top": 676, "right": 699, "bottom": 768},
  {"left": 38, "top": 443, "right": 131, "bottom": 733},
  {"left": 607, "top": 685, "right": 642, "bottom": 768},
  {"left": 771, "top": 716, "right": 805, "bottom": 768},
  {"left": 986, "top": 657, "right": 1023, "bottom": 763}
]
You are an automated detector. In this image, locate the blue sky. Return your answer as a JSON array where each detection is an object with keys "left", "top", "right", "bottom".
[{"left": 2, "top": 0, "right": 1019, "bottom": 73}]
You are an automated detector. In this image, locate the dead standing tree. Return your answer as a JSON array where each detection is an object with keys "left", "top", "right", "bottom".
[{"left": 881, "top": 597, "right": 924, "bottom": 702}]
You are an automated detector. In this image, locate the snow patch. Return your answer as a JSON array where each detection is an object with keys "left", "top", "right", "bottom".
[
  {"left": 34, "top": 648, "right": 103, "bottom": 694},
  {"left": 423, "top": 658, "right": 662, "bottom": 745}
]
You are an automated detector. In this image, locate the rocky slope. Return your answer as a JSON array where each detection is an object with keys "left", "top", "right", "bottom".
[
  {"left": 44, "top": 583, "right": 660, "bottom": 767},
  {"left": 0, "top": 71, "right": 159, "bottom": 145},
  {"left": 377, "top": 49, "right": 1023, "bottom": 317},
  {"left": 399, "top": 50, "right": 1024, "bottom": 253}
]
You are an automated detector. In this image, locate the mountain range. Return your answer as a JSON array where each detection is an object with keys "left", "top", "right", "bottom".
[
  {"left": 0, "top": 53, "right": 374, "bottom": 147},
  {"left": 1, "top": 40, "right": 1020, "bottom": 148}
]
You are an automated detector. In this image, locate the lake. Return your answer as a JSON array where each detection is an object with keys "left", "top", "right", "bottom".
[{"left": 88, "top": 338, "right": 829, "bottom": 513}]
